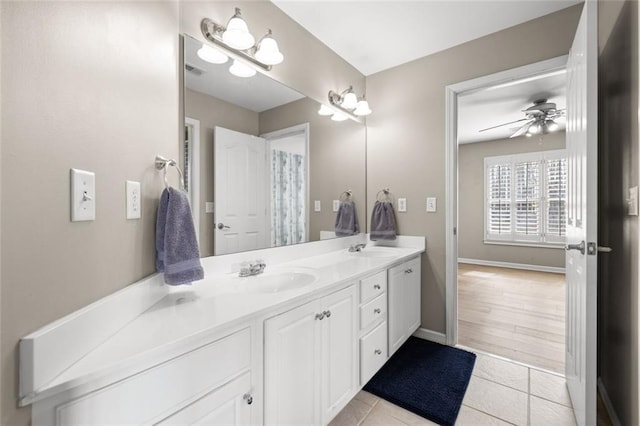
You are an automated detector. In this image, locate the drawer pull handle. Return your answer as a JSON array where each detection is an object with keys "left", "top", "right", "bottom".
[
  {"left": 374, "top": 349, "right": 382, "bottom": 355},
  {"left": 374, "top": 308, "right": 381, "bottom": 314},
  {"left": 405, "top": 268, "right": 413, "bottom": 274},
  {"left": 243, "top": 393, "right": 253, "bottom": 405},
  {"left": 374, "top": 284, "right": 381, "bottom": 290},
  {"left": 323, "top": 310, "right": 332, "bottom": 318},
  {"left": 315, "top": 313, "right": 325, "bottom": 320}
]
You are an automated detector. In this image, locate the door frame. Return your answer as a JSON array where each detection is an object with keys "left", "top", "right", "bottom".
[
  {"left": 185, "top": 116, "right": 201, "bottom": 243},
  {"left": 444, "top": 55, "right": 568, "bottom": 346},
  {"left": 261, "top": 123, "right": 311, "bottom": 245}
]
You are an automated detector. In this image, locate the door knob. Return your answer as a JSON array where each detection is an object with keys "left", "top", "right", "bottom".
[
  {"left": 374, "top": 308, "right": 381, "bottom": 314},
  {"left": 243, "top": 393, "right": 253, "bottom": 405},
  {"left": 315, "top": 312, "right": 325, "bottom": 320},
  {"left": 216, "top": 223, "right": 231, "bottom": 230},
  {"left": 374, "top": 284, "right": 381, "bottom": 290},
  {"left": 565, "top": 240, "right": 585, "bottom": 255},
  {"left": 323, "top": 310, "right": 332, "bottom": 318},
  {"left": 374, "top": 349, "right": 382, "bottom": 355}
]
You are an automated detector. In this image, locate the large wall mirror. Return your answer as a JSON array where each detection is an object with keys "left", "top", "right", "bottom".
[{"left": 181, "top": 34, "right": 367, "bottom": 257}]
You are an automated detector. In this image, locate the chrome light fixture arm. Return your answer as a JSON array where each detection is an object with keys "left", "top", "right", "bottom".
[
  {"left": 327, "top": 90, "right": 359, "bottom": 121},
  {"left": 201, "top": 18, "right": 272, "bottom": 72}
]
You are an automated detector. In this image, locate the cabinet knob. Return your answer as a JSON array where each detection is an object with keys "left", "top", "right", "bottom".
[
  {"left": 374, "top": 349, "right": 382, "bottom": 355},
  {"left": 243, "top": 393, "right": 253, "bottom": 405},
  {"left": 405, "top": 268, "right": 413, "bottom": 274},
  {"left": 374, "top": 308, "right": 381, "bottom": 314},
  {"left": 323, "top": 310, "right": 332, "bottom": 318},
  {"left": 374, "top": 284, "right": 381, "bottom": 290},
  {"left": 315, "top": 312, "right": 325, "bottom": 320}
]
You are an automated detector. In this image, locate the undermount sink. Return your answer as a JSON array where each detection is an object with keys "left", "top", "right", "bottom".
[
  {"left": 348, "top": 247, "right": 398, "bottom": 258},
  {"left": 238, "top": 271, "right": 317, "bottom": 293}
]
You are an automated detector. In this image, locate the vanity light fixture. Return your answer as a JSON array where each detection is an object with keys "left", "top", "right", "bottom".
[
  {"left": 197, "top": 44, "right": 228, "bottom": 64},
  {"left": 229, "top": 60, "right": 256, "bottom": 78},
  {"left": 322, "top": 86, "right": 373, "bottom": 121},
  {"left": 200, "top": 8, "right": 284, "bottom": 77}
]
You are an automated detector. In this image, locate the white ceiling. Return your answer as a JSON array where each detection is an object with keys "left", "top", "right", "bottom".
[
  {"left": 271, "top": 0, "right": 581, "bottom": 76},
  {"left": 458, "top": 70, "right": 567, "bottom": 144},
  {"left": 184, "top": 35, "right": 304, "bottom": 112}
]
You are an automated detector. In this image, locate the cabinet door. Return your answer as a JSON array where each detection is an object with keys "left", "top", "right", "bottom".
[
  {"left": 388, "top": 263, "right": 407, "bottom": 356},
  {"left": 321, "top": 285, "right": 358, "bottom": 424},
  {"left": 264, "top": 300, "right": 321, "bottom": 426},
  {"left": 405, "top": 257, "right": 422, "bottom": 336},
  {"left": 157, "top": 372, "right": 251, "bottom": 425}
]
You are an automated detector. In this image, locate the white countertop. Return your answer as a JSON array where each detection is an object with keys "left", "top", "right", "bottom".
[{"left": 21, "top": 238, "right": 424, "bottom": 405}]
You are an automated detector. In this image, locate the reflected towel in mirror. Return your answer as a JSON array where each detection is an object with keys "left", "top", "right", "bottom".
[
  {"left": 370, "top": 200, "right": 397, "bottom": 240},
  {"left": 335, "top": 200, "right": 360, "bottom": 236},
  {"left": 156, "top": 187, "right": 204, "bottom": 285}
]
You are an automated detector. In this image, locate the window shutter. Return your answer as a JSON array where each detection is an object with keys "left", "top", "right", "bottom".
[
  {"left": 514, "top": 160, "right": 541, "bottom": 238},
  {"left": 545, "top": 158, "right": 567, "bottom": 240},
  {"left": 487, "top": 163, "right": 512, "bottom": 236}
]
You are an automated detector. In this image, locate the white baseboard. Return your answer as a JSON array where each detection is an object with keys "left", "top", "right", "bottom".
[
  {"left": 413, "top": 328, "right": 447, "bottom": 345},
  {"left": 458, "top": 258, "right": 565, "bottom": 274},
  {"left": 598, "top": 377, "right": 622, "bottom": 426}
]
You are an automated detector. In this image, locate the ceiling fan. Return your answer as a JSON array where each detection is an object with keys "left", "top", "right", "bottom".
[{"left": 479, "top": 99, "right": 565, "bottom": 138}]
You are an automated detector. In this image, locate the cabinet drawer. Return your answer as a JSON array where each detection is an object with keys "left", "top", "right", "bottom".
[
  {"left": 359, "top": 271, "right": 387, "bottom": 303},
  {"left": 360, "top": 321, "right": 387, "bottom": 386},
  {"left": 57, "top": 328, "right": 251, "bottom": 425},
  {"left": 360, "top": 293, "right": 387, "bottom": 331}
]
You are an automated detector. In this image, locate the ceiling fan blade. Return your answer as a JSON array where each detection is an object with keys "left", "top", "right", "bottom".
[
  {"left": 479, "top": 118, "right": 530, "bottom": 133},
  {"left": 510, "top": 121, "right": 533, "bottom": 138}
]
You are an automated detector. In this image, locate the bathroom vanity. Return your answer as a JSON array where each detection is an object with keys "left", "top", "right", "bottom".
[{"left": 20, "top": 235, "right": 424, "bottom": 425}]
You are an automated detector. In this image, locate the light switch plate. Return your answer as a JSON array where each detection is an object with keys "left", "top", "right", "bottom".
[
  {"left": 426, "top": 197, "right": 437, "bottom": 212},
  {"left": 71, "top": 168, "right": 95, "bottom": 222},
  {"left": 314, "top": 200, "right": 321, "bottom": 212},
  {"left": 126, "top": 180, "right": 141, "bottom": 219},
  {"left": 332, "top": 200, "right": 340, "bottom": 212},
  {"left": 205, "top": 202, "right": 215, "bottom": 214},
  {"left": 398, "top": 198, "right": 407, "bottom": 212},
  {"left": 628, "top": 186, "right": 638, "bottom": 216}
]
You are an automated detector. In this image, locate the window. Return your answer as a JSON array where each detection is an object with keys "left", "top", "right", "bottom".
[{"left": 485, "top": 150, "right": 567, "bottom": 245}]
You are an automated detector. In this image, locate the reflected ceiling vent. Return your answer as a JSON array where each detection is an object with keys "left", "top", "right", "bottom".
[{"left": 185, "top": 63, "right": 205, "bottom": 76}]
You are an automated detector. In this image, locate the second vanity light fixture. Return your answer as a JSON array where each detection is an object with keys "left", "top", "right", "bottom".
[
  {"left": 318, "top": 86, "right": 372, "bottom": 121},
  {"left": 199, "top": 8, "right": 284, "bottom": 78}
]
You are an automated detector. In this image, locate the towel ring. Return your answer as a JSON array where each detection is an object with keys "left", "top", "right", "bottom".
[
  {"left": 339, "top": 190, "right": 353, "bottom": 202},
  {"left": 376, "top": 188, "right": 393, "bottom": 202},
  {"left": 155, "top": 155, "right": 185, "bottom": 190}
]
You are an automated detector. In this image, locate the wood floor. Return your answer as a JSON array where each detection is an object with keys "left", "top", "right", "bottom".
[{"left": 458, "top": 263, "right": 566, "bottom": 373}]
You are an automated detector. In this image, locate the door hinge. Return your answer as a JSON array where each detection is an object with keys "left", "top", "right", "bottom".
[{"left": 453, "top": 227, "right": 457, "bottom": 236}]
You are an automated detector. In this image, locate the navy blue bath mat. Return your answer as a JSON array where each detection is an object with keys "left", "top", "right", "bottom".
[{"left": 363, "top": 337, "right": 476, "bottom": 426}]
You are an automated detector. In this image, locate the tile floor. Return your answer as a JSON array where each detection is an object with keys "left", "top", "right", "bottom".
[{"left": 330, "top": 351, "right": 577, "bottom": 425}]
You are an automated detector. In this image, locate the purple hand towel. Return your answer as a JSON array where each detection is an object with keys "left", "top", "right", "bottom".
[
  {"left": 335, "top": 200, "right": 360, "bottom": 237},
  {"left": 155, "top": 187, "right": 204, "bottom": 285},
  {"left": 370, "top": 200, "right": 397, "bottom": 241}
]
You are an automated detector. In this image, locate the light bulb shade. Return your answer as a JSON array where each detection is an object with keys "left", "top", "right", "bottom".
[
  {"left": 197, "top": 44, "right": 228, "bottom": 64},
  {"left": 525, "top": 132, "right": 532, "bottom": 137},
  {"left": 222, "top": 10, "right": 255, "bottom": 50},
  {"left": 547, "top": 120, "right": 559, "bottom": 132},
  {"left": 353, "top": 100, "right": 372, "bottom": 116},
  {"left": 528, "top": 123, "right": 540, "bottom": 134},
  {"left": 331, "top": 111, "right": 349, "bottom": 122},
  {"left": 318, "top": 104, "right": 334, "bottom": 116},
  {"left": 255, "top": 32, "right": 284, "bottom": 65},
  {"left": 229, "top": 60, "right": 256, "bottom": 78},
  {"left": 341, "top": 92, "right": 358, "bottom": 110}
]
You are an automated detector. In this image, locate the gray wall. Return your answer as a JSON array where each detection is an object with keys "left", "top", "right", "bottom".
[
  {"left": 0, "top": 2, "right": 364, "bottom": 424},
  {"left": 458, "top": 132, "right": 566, "bottom": 269},
  {"left": 598, "top": 1, "right": 639, "bottom": 424},
  {"left": 260, "top": 98, "right": 367, "bottom": 241},
  {"left": 366, "top": 5, "right": 582, "bottom": 333},
  {"left": 184, "top": 88, "right": 259, "bottom": 257}
]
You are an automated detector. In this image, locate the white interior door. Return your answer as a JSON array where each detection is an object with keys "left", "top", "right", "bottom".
[
  {"left": 564, "top": 2, "right": 598, "bottom": 425},
  {"left": 214, "top": 126, "right": 267, "bottom": 255}
]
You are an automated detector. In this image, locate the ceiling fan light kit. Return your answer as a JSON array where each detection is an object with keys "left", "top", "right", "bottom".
[
  {"left": 200, "top": 8, "right": 284, "bottom": 78},
  {"left": 479, "top": 99, "right": 565, "bottom": 139}
]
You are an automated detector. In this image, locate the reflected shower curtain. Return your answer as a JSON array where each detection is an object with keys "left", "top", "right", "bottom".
[{"left": 271, "top": 150, "right": 306, "bottom": 246}]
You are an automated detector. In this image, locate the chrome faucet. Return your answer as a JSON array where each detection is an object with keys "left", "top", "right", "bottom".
[
  {"left": 239, "top": 260, "right": 266, "bottom": 277},
  {"left": 348, "top": 243, "right": 367, "bottom": 253}
]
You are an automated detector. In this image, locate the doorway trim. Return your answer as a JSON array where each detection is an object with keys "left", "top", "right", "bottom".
[
  {"left": 444, "top": 55, "right": 568, "bottom": 346},
  {"left": 185, "top": 116, "right": 201, "bottom": 243}
]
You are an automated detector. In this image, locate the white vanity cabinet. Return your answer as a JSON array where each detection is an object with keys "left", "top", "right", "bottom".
[
  {"left": 388, "top": 256, "right": 422, "bottom": 356},
  {"left": 44, "top": 328, "right": 254, "bottom": 426},
  {"left": 264, "top": 285, "right": 358, "bottom": 426},
  {"left": 358, "top": 271, "right": 388, "bottom": 385}
]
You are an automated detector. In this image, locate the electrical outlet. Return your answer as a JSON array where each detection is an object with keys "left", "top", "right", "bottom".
[
  {"left": 126, "top": 180, "right": 141, "bottom": 219},
  {"left": 332, "top": 200, "right": 340, "bottom": 212},
  {"left": 314, "top": 200, "right": 321, "bottom": 212},
  {"left": 398, "top": 198, "right": 407, "bottom": 212}
]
